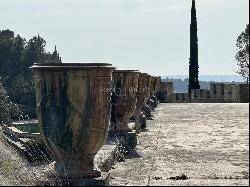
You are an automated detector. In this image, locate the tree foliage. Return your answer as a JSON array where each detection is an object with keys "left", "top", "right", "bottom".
[
  {"left": 235, "top": 24, "right": 249, "bottom": 83},
  {"left": 189, "top": 0, "right": 200, "bottom": 92},
  {"left": 0, "top": 78, "right": 21, "bottom": 125},
  {"left": 0, "top": 29, "right": 62, "bottom": 120}
]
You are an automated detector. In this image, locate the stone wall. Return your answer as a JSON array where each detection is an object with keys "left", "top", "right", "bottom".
[
  {"left": 239, "top": 84, "right": 249, "bottom": 103},
  {"left": 172, "top": 92, "right": 189, "bottom": 103},
  {"left": 158, "top": 82, "right": 174, "bottom": 103},
  {"left": 159, "top": 81, "right": 249, "bottom": 103},
  {"left": 191, "top": 89, "right": 210, "bottom": 103}
]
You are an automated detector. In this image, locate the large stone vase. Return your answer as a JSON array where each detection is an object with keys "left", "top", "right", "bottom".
[
  {"left": 135, "top": 73, "right": 148, "bottom": 115},
  {"left": 131, "top": 73, "right": 148, "bottom": 129},
  {"left": 111, "top": 70, "right": 139, "bottom": 132},
  {"left": 30, "top": 63, "right": 115, "bottom": 179},
  {"left": 155, "top": 76, "right": 161, "bottom": 94},
  {"left": 146, "top": 74, "right": 152, "bottom": 100},
  {"left": 143, "top": 75, "right": 154, "bottom": 119},
  {"left": 129, "top": 72, "right": 147, "bottom": 120},
  {"left": 150, "top": 76, "right": 155, "bottom": 98}
]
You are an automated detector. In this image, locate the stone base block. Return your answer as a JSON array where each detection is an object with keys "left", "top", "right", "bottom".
[
  {"left": 126, "top": 131, "right": 137, "bottom": 149},
  {"left": 39, "top": 172, "right": 110, "bottom": 186},
  {"left": 108, "top": 130, "right": 137, "bottom": 151},
  {"left": 95, "top": 137, "right": 120, "bottom": 172}
]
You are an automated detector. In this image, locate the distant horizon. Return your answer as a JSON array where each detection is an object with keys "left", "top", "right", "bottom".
[{"left": 161, "top": 74, "right": 246, "bottom": 82}]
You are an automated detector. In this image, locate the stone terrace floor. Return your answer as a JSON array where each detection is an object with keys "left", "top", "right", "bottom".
[{"left": 110, "top": 103, "right": 249, "bottom": 186}]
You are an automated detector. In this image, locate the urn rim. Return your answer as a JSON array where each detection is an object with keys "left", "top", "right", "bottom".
[
  {"left": 30, "top": 62, "right": 116, "bottom": 70},
  {"left": 113, "top": 70, "right": 140, "bottom": 73}
]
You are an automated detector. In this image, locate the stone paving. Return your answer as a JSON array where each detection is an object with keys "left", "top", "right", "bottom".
[{"left": 110, "top": 103, "right": 249, "bottom": 186}]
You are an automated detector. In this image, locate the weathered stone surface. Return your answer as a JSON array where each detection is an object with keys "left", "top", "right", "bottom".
[
  {"left": 141, "top": 104, "right": 153, "bottom": 120},
  {"left": 159, "top": 82, "right": 249, "bottom": 103},
  {"left": 0, "top": 127, "right": 54, "bottom": 186},
  {"left": 31, "top": 63, "right": 115, "bottom": 178},
  {"left": 110, "top": 103, "right": 249, "bottom": 186},
  {"left": 0, "top": 127, "right": 123, "bottom": 186},
  {"left": 111, "top": 70, "right": 139, "bottom": 132},
  {"left": 158, "top": 82, "right": 174, "bottom": 103},
  {"left": 107, "top": 130, "right": 137, "bottom": 152},
  {"left": 240, "top": 84, "right": 249, "bottom": 103},
  {"left": 95, "top": 138, "right": 120, "bottom": 172},
  {"left": 39, "top": 172, "right": 110, "bottom": 186}
]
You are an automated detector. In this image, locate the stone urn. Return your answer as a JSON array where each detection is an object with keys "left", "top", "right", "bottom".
[
  {"left": 135, "top": 73, "right": 148, "bottom": 114},
  {"left": 155, "top": 76, "right": 161, "bottom": 93},
  {"left": 150, "top": 76, "right": 155, "bottom": 97},
  {"left": 129, "top": 72, "right": 147, "bottom": 120},
  {"left": 146, "top": 74, "right": 152, "bottom": 100},
  {"left": 130, "top": 73, "right": 148, "bottom": 129},
  {"left": 143, "top": 74, "right": 154, "bottom": 119},
  {"left": 30, "top": 63, "right": 115, "bottom": 179},
  {"left": 111, "top": 70, "right": 139, "bottom": 132}
]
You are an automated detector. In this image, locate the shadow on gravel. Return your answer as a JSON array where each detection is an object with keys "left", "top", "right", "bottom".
[
  {"left": 125, "top": 149, "right": 143, "bottom": 159},
  {"left": 169, "top": 174, "right": 188, "bottom": 180},
  {"left": 140, "top": 129, "right": 149, "bottom": 132}
]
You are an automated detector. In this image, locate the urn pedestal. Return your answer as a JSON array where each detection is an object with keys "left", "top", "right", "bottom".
[{"left": 30, "top": 63, "right": 115, "bottom": 183}]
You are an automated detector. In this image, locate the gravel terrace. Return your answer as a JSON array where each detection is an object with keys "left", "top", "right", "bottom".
[{"left": 110, "top": 103, "right": 249, "bottom": 186}]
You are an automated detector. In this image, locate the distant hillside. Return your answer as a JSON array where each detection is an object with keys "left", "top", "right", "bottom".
[
  {"left": 161, "top": 75, "right": 246, "bottom": 93},
  {"left": 161, "top": 75, "right": 245, "bottom": 82}
]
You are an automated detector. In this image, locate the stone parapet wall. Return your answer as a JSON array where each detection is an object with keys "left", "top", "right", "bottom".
[
  {"left": 239, "top": 84, "right": 249, "bottom": 103},
  {"left": 173, "top": 93, "right": 189, "bottom": 103},
  {"left": 158, "top": 82, "right": 174, "bottom": 103},
  {"left": 158, "top": 81, "right": 249, "bottom": 103},
  {"left": 191, "top": 89, "right": 210, "bottom": 103}
]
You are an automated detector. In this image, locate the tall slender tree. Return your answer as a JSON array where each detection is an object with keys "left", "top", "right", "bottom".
[
  {"left": 235, "top": 24, "right": 249, "bottom": 83},
  {"left": 188, "top": 0, "right": 200, "bottom": 93}
]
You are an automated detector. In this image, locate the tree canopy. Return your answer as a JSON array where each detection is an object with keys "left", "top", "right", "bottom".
[
  {"left": 0, "top": 77, "right": 21, "bottom": 125},
  {"left": 235, "top": 24, "right": 249, "bottom": 83},
  {"left": 0, "top": 29, "right": 61, "bottom": 120}
]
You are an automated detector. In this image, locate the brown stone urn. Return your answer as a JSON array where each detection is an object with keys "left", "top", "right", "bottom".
[
  {"left": 146, "top": 74, "right": 152, "bottom": 100},
  {"left": 111, "top": 70, "right": 139, "bottom": 132},
  {"left": 133, "top": 73, "right": 149, "bottom": 116},
  {"left": 155, "top": 76, "right": 161, "bottom": 93},
  {"left": 30, "top": 63, "right": 115, "bottom": 179},
  {"left": 143, "top": 74, "right": 154, "bottom": 119},
  {"left": 150, "top": 76, "right": 155, "bottom": 97}
]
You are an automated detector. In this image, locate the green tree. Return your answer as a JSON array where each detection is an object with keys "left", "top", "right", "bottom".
[
  {"left": 235, "top": 24, "right": 249, "bottom": 83},
  {"left": 0, "top": 77, "right": 21, "bottom": 125},
  {"left": 0, "top": 29, "right": 62, "bottom": 119}
]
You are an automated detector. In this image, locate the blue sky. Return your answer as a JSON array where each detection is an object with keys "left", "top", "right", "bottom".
[{"left": 0, "top": 0, "right": 249, "bottom": 76}]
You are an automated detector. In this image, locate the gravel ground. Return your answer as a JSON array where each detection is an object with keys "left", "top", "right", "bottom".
[
  {"left": 0, "top": 128, "right": 54, "bottom": 186},
  {"left": 110, "top": 103, "right": 249, "bottom": 186},
  {"left": 0, "top": 127, "right": 120, "bottom": 186}
]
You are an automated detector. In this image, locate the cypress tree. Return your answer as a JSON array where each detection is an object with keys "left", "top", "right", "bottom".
[{"left": 189, "top": 0, "right": 200, "bottom": 93}]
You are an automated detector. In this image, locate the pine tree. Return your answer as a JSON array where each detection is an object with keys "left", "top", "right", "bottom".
[{"left": 188, "top": 0, "right": 200, "bottom": 93}]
